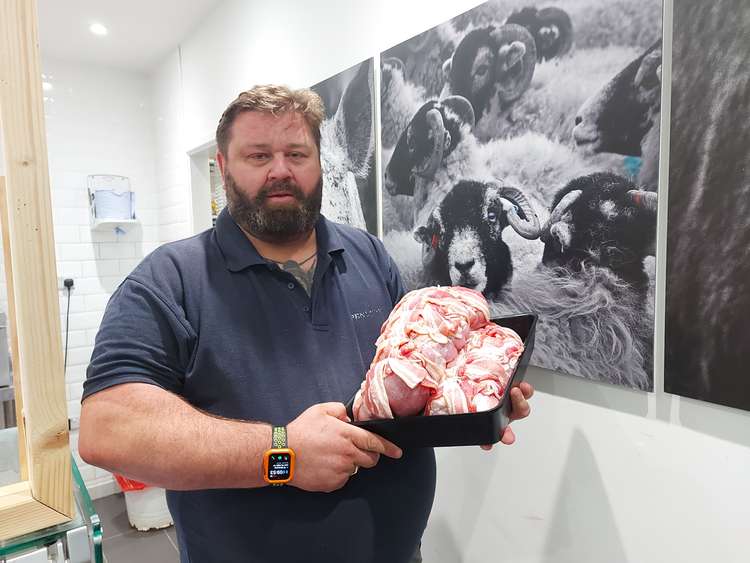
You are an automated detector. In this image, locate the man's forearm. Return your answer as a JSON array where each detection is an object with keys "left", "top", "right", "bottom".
[{"left": 79, "top": 383, "right": 271, "bottom": 490}]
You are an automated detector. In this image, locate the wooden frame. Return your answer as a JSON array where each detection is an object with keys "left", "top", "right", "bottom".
[{"left": 0, "top": 0, "right": 74, "bottom": 541}]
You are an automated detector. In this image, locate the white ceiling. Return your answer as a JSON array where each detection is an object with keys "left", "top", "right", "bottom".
[{"left": 37, "top": 0, "right": 224, "bottom": 73}]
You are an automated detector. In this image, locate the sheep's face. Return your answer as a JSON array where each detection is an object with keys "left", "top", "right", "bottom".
[
  {"left": 573, "top": 40, "right": 662, "bottom": 157},
  {"left": 506, "top": 7, "right": 573, "bottom": 61},
  {"left": 470, "top": 46, "right": 495, "bottom": 97},
  {"left": 415, "top": 181, "right": 513, "bottom": 296},
  {"left": 542, "top": 173, "right": 657, "bottom": 286},
  {"left": 447, "top": 227, "right": 489, "bottom": 292},
  {"left": 538, "top": 26, "right": 560, "bottom": 50}
]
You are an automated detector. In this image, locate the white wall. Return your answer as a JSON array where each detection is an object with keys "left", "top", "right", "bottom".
[
  {"left": 148, "top": 0, "right": 750, "bottom": 561},
  {"left": 40, "top": 57, "right": 160, "bottom": 498},
  {"left": 152, "top": 51, "right": 193, "bottom": 243}
]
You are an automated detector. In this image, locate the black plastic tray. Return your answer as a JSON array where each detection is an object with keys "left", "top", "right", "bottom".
[{"left": 345, "top": 313, "right": 537, "bottom": 448}]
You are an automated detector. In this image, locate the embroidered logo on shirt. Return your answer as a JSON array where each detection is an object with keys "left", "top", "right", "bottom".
[{"left": 351, "top": 307, "right": 383, "bottom": 321}]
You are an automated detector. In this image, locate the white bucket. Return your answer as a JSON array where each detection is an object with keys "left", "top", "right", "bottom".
[{"left": 123, "top": 486, "right": 174, "bottom": 531}]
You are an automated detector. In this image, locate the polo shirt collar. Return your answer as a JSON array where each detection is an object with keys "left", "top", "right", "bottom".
[{"left": 215, "top": 207, "right": 345, "bottom": 272}]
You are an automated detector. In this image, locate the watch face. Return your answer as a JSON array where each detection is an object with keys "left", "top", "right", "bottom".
[{"left": 267, "top": 452, "right": 292, "bottom": 481}]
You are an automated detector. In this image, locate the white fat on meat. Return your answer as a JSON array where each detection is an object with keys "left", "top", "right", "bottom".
[{"left": 352, "top": 286, "right": 524, "bottom": 421}]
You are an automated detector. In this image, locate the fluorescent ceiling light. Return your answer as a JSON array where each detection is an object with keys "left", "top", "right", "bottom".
[{"left": 89, "top": 22, "right": 108, "bottom": 36}]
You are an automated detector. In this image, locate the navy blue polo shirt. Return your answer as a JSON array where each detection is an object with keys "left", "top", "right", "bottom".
[{"left": 83, "top": 208, "right": 436, "bottom": 563}]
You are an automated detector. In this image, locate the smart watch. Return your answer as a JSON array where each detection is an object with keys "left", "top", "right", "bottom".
[{"left": 263, "top": 426, "right": 295, "bottom": 486}]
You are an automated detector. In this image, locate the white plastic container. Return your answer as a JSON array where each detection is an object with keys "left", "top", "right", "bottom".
[
  {"left": 87, "top": 174, "right": 136, "bottom": 221},
  {"left": 123, "top": 486, "right": 174, "bottom": 531},
  {"left": 92, "top": 189, "right": 135, "bottom": 220}
]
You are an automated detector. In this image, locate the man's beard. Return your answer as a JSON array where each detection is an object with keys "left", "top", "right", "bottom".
[{"left": 224, "top": 171, "right": 323, "bottom": 243}]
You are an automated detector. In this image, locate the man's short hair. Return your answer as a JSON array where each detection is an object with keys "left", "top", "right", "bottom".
[{"left": 216, "top": 85, "right": 325, "bottom": 157}]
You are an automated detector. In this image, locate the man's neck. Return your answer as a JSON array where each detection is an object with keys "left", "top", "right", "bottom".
[{"left": 242, "top": 228, "right": 317, "bottom": 265}]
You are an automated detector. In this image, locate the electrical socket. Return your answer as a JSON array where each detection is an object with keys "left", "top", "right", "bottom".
[{"left": 58, "top": 277, "right": 74, "bottom": 290}]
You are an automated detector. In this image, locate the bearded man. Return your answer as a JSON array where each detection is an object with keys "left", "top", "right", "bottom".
[{"left": 79, "top": 85, "right": 532, "bottom": 563}]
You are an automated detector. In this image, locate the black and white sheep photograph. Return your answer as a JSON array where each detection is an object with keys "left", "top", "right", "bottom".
[
  {"left": 380, "top": 0, "right": 662, "bottom": 390},
  {"left": 311, "top": 58, "right": 378, "bottom": 235},
  {"left": 664, "top": 0, "right": 750, "bottom": 411}
]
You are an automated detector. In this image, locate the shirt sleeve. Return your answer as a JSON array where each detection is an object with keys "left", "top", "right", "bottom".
[
  {"left": 82, "top": 277, "right": 196, "bottom": 401},
  {"left": 386, "top": 253, "right": 407, "bottom": 306}
]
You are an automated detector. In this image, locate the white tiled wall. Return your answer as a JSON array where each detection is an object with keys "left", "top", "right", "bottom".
[
  {"left": 41, "top": 57, "right": 161, "bottom": 497},
  {"left": 152, "top": 51, "right": 193, "bottom": 244},
  {"left": 0, "top": 52, "right": 196, "bottom": 498}
]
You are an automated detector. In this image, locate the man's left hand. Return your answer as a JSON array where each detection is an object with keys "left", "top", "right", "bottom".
[{"left": 480, "top": 381, "right": 534, "bottom": 451}]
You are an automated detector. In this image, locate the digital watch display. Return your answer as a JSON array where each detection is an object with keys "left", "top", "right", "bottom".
[
  {"left": 266, "top": 451, "right": 293, "bottom": 480},
  {"left": 263, "top": 426, "right": 295, "bottom": 485}
]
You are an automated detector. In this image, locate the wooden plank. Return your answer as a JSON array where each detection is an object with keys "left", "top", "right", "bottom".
[
  {"left": 0, "top": 0, "right": 73, "bottom": 518},
  {"left": 0, "top": 481, "right": 69, "bottom": 542},
  {"left": 0, "top": 177, "right": 28, "bottom": 482}
]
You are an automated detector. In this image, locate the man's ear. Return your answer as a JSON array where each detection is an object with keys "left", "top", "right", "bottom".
[{"left": 216, "top": 150, "right": 227, "bottom": 179}]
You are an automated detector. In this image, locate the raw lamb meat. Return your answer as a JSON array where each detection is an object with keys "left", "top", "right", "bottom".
[{"left": 352, "top": 286, "right": 524, "bottom": 421}]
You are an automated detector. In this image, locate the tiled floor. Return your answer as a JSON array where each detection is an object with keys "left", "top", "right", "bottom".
[{"left": 92, "top": 493, "right": 180, "bottom": 563}]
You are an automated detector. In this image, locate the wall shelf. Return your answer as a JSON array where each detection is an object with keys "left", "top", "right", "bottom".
[{"left": 90, "top": 218, "right": 139, "bottom": 234}]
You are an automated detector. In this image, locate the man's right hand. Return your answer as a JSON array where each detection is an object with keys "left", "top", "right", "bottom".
[{"left": 286, "top": 402, "right": 402, "bottom": 493}]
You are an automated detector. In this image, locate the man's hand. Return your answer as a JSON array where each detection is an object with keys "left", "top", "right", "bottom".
[
  {"left": 480, "top": 381, "right": 534, "bottom": 451},
  {"left": 287, "top": 403, "right": 402, "bottom": 493}
]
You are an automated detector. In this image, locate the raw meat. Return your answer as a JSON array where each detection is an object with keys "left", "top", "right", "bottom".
[{"left": 352, "top": 286, "right": 524, "bottom": 421}]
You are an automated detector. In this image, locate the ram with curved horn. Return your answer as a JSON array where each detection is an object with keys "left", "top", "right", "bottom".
[
  {"left": 440, "top": 23, "right": 537, "bottom": 142},
  {"left": 413, "top": 179, "right": 540, "bottom": 298},
  {"left": 573, "top": 40, "right": 662, "bottom": 188},
  {"left": 384, "top": 96, "right": 476, "bottom": 227},
  {"left": 476, "top": 172, "right": 658, "bottom": 389},
  {"left": 538, "top": 172, "right": 658, "bottom": 291}
]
